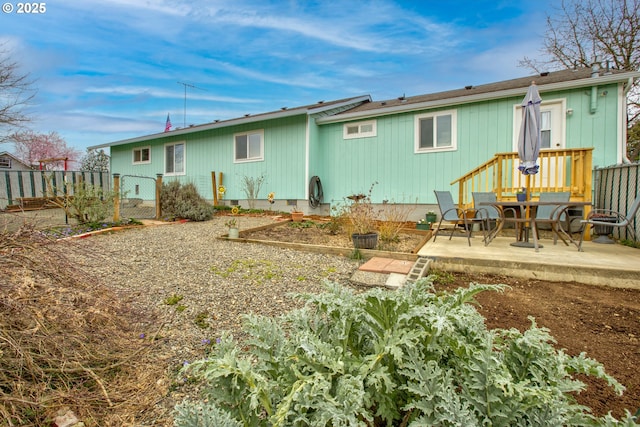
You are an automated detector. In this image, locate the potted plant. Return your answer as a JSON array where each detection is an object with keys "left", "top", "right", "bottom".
[
  {"left": 589, "top": 212, "right": 618, "bottom": 243},
  {"left": 345, "top": 183, "right": 379, "bottom": 249},
  {"left": 416, "top": 219, "right": 430, "bottom": 230},
  {"left": 516, "top": 187, "right": 527, "bottom": 202},
  {"left": 225, "top": 218, "right": 239, "bottom": 239},
  {"left": 425, "top": 210, "right": 437, "bottom": 225},
  {"left": 291, "top": 207, "right": 304, "bottom": 222}
]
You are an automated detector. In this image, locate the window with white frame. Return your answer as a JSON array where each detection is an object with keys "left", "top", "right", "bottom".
[
  {"left": 0, "top": 156, "right": 11, "bottom": 168},
  {"left": 165, "top": 142, "right": 185, "bottom": 175},
  {"left": 234, "top": 130, "right": 264, "bottom": 162},
  {"left": 133, "top": 146, "right": 151, "bottom": 164},
  {"left": 343, "top": 120, "right": 377, "bottom": 139},
  {"left": 414, "top": 110, "right": 457, "bottom": 153}
]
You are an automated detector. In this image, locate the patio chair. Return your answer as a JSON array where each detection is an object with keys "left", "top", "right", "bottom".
[
  {"left": 472, "top": 192, "right": 503, "bottom": 246},
  {"left": 532, "top": 191, "right": 571, "bottom": 245},
  {"left": 433, "top": 190, "right": 485, "bottom": 246},
  {"left": 502, "top": 192, "right": 571, "bottom": 252},
  {"left": 578, "top": 193, "right": 640, "bottom": 251}
]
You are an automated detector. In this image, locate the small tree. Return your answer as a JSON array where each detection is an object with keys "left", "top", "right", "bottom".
[
  {"left": 80, "top": 148, "right": 110, "bottom": 172},
  {"left": 45, "top": 176, "right": 117, "bottom": 224},
  {"left": 11, "top": 130, "right": 81, "bottom": 170}
]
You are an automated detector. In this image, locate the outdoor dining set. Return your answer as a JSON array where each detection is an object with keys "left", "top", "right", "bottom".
[
  {"left": 432, "top": 189, "right": 640, "bottom": 252},
  {"left": 431, "top": 82, "right": 639, "bottom": 252}
]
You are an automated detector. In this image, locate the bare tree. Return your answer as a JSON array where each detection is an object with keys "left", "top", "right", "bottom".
[
  {"left": 520, "top": 0, "right": 640, "bottom": 160},
  {"left": 0, "top": 45, "right": 35, "bottom": 142},
  {"left": 10, "top": 130, "right": 81, "bottom": 170}
]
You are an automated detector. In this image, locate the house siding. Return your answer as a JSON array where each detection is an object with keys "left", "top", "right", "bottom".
[
  {"left": 105, "top": 75, "right": 629, "bottom": 215},
  {"left": 110, "top": 115, "right": 309, "bottom": 202},
  {"left": 314, "top": 82, "right": 622, "bottom": 206}
]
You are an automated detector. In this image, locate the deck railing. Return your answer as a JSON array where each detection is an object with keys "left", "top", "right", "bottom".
[{"left": 452, "top": 148, "right": 593, "bottom": 210}]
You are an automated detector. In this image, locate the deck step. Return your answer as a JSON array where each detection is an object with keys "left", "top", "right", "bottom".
[{"left": 406, "top": 256, "right": 431, "bottom": 283}]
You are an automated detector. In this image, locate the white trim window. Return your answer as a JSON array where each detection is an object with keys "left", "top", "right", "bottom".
[
  {"left": 133, "top": 146, "right": 151, "bottom": 164},
  {"left": 234, "top": 130, "right": 264, "bottom": 162},
  {"left": 165, "top": 142, "right": 185, "bottom": 175},
  {"left": 343, "top": 120, "right": 377, "bottom": 139},
  {"left": 414, "top": 110, "right": 457, "bottom": 153}
]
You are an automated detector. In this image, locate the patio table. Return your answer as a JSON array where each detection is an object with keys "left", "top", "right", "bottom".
[{"left": 479, "top": 200, "right": 591, "bottom": 251}]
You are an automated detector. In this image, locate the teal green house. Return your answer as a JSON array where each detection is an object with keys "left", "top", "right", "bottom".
[{"left": 92, "top": 66, "right": 639, "bottom": 220}]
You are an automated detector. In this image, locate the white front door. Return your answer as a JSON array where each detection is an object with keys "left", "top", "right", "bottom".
[{"left": 512, "top": 99, "right": 567, "bottom": 189}]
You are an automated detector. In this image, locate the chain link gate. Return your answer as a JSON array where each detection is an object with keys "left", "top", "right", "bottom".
[{"left": 117, "top": 174, "right": 160, "bottom": 220}]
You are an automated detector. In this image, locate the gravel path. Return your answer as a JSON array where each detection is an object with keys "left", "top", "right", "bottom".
[{"left": 66, "top": 215, "right": 362, "bottom": 420}]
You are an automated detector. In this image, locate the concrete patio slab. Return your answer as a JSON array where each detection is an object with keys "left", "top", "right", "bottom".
[{"left": 417, "top": 233, "right": 639, "bottom": 289}]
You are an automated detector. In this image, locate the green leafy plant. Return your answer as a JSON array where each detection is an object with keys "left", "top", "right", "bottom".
[
  {"left": 161, "top": 181, "right": 215, "bottom": 221},
  {"left": 224, "top": 218, "right": 238, "bottom": 228},
  {"left": 349, "top": 247, "right": 364, "bottom": 260},
  {"left": 175, "top": 280, "right": 634, "bottom": 426},
  {"left": 45, "top": 176, "right": 118, "bottom": 224},
  {"left": 164, "top": 294, "right": 184, "bottom": 306},
  {"left": 194, "top": 311, "right": 210, "bottom": 329}
]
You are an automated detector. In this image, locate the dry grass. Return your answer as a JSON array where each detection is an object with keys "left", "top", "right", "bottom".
[{"left": 0, "top": 224, "right": 171, "bottom": 426}]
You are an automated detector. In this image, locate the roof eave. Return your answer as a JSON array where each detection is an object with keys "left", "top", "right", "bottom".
[{"left": 316, "top": 71, "right": 640, "bottom": 124}]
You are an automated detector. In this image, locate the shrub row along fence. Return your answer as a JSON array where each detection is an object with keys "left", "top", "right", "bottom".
[
  {"left": 0, "top": 170, "right": 110, "bottom": 211},
  {"left": 592, "top": 162, "right": 640, "bottom": 242}
]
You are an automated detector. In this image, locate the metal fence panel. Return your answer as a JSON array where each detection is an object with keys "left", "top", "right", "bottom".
[
  {"left": 0, "top": 171, "right": 110, "bottom": 210},
  {"left": 593, "top": 163, "right": 640, "bottom": 242}
]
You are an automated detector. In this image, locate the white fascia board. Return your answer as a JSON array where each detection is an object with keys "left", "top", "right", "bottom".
[{"left": 316, "top": 71, "right": 640, "bottom": 125}]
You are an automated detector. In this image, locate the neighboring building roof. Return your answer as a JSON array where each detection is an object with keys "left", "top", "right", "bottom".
[
  {"left": 90, "top": 95, "right": 372, "bottom": 149},
  {"left": 0, "top": 151, "right": 32, "bottom": 170},
  {"left": 317, "top": 67, "right": 640, "bottom": 124}
]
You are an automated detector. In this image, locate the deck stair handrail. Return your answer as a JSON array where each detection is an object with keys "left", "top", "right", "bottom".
[{"left": 452, "top": 148, "right": 593, "bottom": 211}]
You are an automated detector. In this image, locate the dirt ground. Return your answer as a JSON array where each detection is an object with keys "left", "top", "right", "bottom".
[{"left": 244, "top": 220, "right": 640, "bottom": 420}]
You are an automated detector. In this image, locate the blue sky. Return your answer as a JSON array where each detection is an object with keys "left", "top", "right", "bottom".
[{"left": 1, "top": 0, "right": 562, "bottom": 154}]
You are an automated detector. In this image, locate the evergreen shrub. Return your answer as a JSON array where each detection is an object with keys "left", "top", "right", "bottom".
[{"left": 161, "top": 181, "right": 215, "bottom": 221}]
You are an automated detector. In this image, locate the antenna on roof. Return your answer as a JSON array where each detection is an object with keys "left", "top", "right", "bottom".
[{"left": 177, "top": 82, "right": 206, "bottom": 128}]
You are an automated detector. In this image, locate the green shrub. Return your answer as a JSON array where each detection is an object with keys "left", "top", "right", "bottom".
[
  {"left": 161, "top": 181, "right": 215, "bottom": 221},
  {"left": 46, "top": 179, "right": 117, "bottom": 224},
  {"left": 175, "top": 280, "right": 634, "bottom": 426}
]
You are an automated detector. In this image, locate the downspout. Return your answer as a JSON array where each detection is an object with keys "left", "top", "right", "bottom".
[
  {"left": 621, "top": 77, "right": 634, "bottom": 164},
  {"left": 589, "top": 61, "right": 600, "bottom": 114},
  {"left": 590, "top": 86, "right": 598, "bottom": 114}
]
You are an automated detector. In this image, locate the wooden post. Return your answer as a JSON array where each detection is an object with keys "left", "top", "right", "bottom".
[
  {"left": 211, "top": 171, "right": 218, "bottom": 206},
  {"left": 113, "top": 173, "right": 120, "bottom": 222},
  {"left": 155, "top": 174, "right": 163, "bottom": 220}
]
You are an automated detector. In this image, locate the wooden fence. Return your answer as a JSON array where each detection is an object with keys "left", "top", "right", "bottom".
[
  {"left": 0, "top": 170, "right": 110, "bottom": 210},
  {"left": 592, "top": 163, "right": 640, "bottom": 242}
]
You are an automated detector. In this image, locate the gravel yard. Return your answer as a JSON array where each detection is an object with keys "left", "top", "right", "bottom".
[
  {"left": 5, "top": 212, "right": 637, "bottom": 424},
  {"left": 65, "top": 215, "right": 363, "bottom": 421}
]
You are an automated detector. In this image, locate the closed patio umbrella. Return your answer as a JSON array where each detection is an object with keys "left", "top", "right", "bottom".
[
  {"left": 518, "top": 82, "right": 542, "bottom": 178},
  {"left": 514, "top": 82, "right": 542, "bottom": 248}
]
